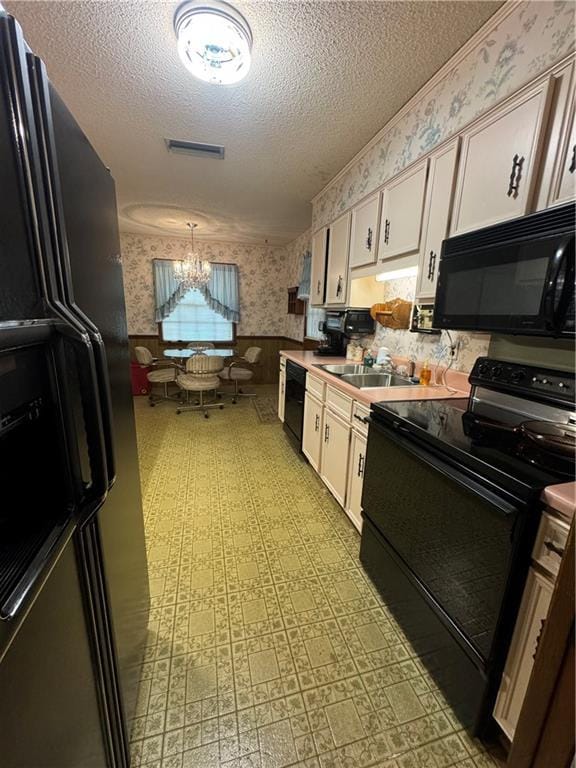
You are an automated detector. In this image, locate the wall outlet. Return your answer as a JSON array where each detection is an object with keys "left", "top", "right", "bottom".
[{"left": 450, "top": 339, "right": 461, "bottom": 362}]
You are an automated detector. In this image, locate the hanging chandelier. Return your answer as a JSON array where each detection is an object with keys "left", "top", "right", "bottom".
[{"left": 173, "top": 222, "right": 211, "bottom": 289}]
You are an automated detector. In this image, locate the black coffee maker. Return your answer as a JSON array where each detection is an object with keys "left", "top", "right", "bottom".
[
  {"left": 314, "top": 309, "right": 374, "bottom": 356},
  {"left": 315, "top": 320, "right": 345, "bottom": 356}
]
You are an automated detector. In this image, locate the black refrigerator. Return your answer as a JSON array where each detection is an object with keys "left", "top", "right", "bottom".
[{"left": 0, "top": 12, "right": 149, "bottom": 768}]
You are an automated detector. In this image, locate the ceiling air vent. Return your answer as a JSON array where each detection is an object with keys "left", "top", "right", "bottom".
[{"left": 165, "top": 138, "right": 225, "bottom": 159}]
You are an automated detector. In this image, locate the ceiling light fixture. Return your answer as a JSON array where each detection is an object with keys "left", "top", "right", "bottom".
[
  {"left": 174, "top": 223, "right": 212, "bottom": 289},
  {"left": 174, "top": 0, "right": 252, "bottom": 85}
]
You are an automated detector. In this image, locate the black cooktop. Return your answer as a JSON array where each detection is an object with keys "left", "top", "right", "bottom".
[{"left": 371, "top": 397, "right": 572, "bottom": 503}]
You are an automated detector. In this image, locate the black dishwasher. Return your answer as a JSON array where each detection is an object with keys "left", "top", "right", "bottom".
[{"left": 283, "top": 360, "right": 306, "bottom": 450}]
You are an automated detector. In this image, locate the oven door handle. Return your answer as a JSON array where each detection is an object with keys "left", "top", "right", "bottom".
[{"left": 365, "top": 416, "right": 520, "bottom": 516}]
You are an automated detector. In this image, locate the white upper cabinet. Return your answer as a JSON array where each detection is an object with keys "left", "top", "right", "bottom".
[
  {"left": 378, "top": 158, "right": 428, "bottom": 261},
  {"left": 451, "top": 79, "right": 553, "bottom": 236},
  {"left": 555, "top": 94, "right": 576, "bottom": 204},
  {"left": 325, "top": 212, "right": 351, "bottom": 305},
  {"left": 349, "top": 193, "right": 381, "bottom": 268},
  {"left": 537, "top": 61, "right": 576, "bottom": 210},
  {"left": 310, "top": 228, "right": 327, "bottom": 306},
  {"left": 416, "top": 138, "right": 460, "bottom": 300}
]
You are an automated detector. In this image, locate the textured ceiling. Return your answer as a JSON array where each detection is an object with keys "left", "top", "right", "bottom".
[{"left": 7, "top": 0, "right": 501, "bottom": 244}]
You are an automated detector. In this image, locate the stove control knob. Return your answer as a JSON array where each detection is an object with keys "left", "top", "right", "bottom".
[
  {"left": 477, "top": 363, "right": 490, "bottom": 376},
  {"left": 559, "top": 382, "right": 566, "bottom": 388},
  {"left": 491, "top": 365, "right": 503, "bottom": 378},
  {"left": 511, "top": 369, "right": 526, "bottom": 384},
  {"left": 541, "top": 378, "right": 549, "bottom": 385}
]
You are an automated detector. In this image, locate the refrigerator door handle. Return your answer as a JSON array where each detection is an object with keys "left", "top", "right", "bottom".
[
  {"left": 27, "top": 52, "right": 116, "bottom": 488},
  {"left": 85, "top": 330, "right": 116, "bottom": 487},
  {"left": 59, "top": 323, "right": 109, "bottom": 517}
]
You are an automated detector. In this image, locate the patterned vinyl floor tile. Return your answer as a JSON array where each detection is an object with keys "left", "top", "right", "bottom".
[{"left": 130, "top": 389, "right": 503, "bottom": 768}]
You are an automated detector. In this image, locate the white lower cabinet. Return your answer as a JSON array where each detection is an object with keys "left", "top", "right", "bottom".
[
  {"left": 295, "top": 362, "right": 368, "bottom": 531},
  {"left": 320, "top": 409, "right": 351, "bottom": 507},
  {"left": 345, "top": 430, "right": 367, "bottom": 532},
  {"left": 493, "top": 568, "right": 553, "bottom": 741},
  {"left": 278, "top": 366, "right": 286, "bottom": 422},
  {"left": 493, "top": 508, "right": 569, "bottom": 742},
  {"left": 302, "top": 392, "right": 324, "bottom": 472}
]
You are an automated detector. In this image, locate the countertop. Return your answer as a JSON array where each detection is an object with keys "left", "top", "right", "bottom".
[
  {"left": 542, "top": 482, "right": 576, "bottom": 521},
  {"left": 279, "top": 350, "right": 470, "bottom": 405},
  {"left": 280, "top": 350, "right": 575, "bottom": 522}
]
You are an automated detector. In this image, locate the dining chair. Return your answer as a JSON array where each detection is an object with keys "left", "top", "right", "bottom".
[
  {"left": 218, "top": 346, "right": 262, "bottom": 403},
  {"left": 134, "top": 346, "right": 182, "bottom": 406},
  {"left": 176, "top": 353, "right": 225, "bottom": 418}
]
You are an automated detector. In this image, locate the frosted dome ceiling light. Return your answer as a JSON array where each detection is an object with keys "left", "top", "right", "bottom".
[{"left": 174, "top": 0, "right": 252, "bottom": 85}]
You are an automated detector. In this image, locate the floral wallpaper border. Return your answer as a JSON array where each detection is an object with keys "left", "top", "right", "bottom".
[{"left": 312, "top": 0, "right": 575, "bottom": 230}]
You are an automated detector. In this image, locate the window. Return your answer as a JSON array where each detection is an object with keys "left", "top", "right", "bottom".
[
  {"left": 305, "top": 304, "right": 326, "bottom": 340},
  {"left": 161, "top": 288, "right": 234, "bottom": 342}
]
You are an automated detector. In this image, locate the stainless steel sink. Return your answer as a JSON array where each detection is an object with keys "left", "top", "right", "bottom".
[
  {"left": 340, "top": 373, "right": 418, "bottom": 388},
  {"left": 320, "top": 364, "right": 372, "bottom": 375}
]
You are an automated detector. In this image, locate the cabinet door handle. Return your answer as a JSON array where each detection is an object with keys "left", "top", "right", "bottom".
[
  {"left": 315, "top": 413, "right": 319, "bottom": 432},
  {"left": 384, "top": 219, "right": 390, "bottom": 245},
  {"left": 427, "top": 250, "right": 434, "bottom": 280},
  {"left": 357, "top": 453, "right": 365, "bottom": 477},
  {"left": 533, "top": 618, "right": 546, "bottom": 660},
  {"left": 430, "top": 251, "right": 437, "bottom": 282},
  {"left": 507, "top": 153, "right": 525, "bottom": 198},
  {"left": 317, "top": 279, "right": 321, "bottom": 296},
  {"left": 324, "top": 424, "right": 330, "bottom": 443},
  {"left": 544, "top": 539, "right": 564, "bottom": 558},
  {"left": 569, "top": 144, "right": 576, "bottom": 174},
  {"left": 366, "top": 227, "right": 372, "bottom": 251},
  {"left": 336, "top": 275, "right": 343, "bottom": 297}
]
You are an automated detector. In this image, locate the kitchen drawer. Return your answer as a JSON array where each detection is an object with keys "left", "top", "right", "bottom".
[
  {"left": 306, "top": 373, "right": 325, "bottom": 401},
  {"left": 326, "top": 385, "right": 353, "bottom": 421},
  {"left": 352, "top": 401, "right": 370, "bottom": 436},
  {"left": 532, "top": 511, "right": 570, "bottom": 579}
]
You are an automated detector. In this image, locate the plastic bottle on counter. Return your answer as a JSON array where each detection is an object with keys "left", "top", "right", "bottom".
[
  {"left": 419, "top": 360, "right": 432, "bottom": 386},
  {"left": 363, "top": 349, "right": 374, "bottom": 367}
]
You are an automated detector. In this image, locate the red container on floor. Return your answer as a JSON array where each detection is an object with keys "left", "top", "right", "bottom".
[{"left": 131, "top": 362, "right": 151, "bottom": 395}]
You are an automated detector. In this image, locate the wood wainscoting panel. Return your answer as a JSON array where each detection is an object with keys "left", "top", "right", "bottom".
[{"left": 128, "top": 335, "right": 304, "bottom": 385}]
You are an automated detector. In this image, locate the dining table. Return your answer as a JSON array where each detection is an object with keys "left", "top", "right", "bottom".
[{"left": 163, "top": 348, "right": 237, "bottom": 359}]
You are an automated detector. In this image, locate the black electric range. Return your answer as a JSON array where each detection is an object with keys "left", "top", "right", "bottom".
[
  {"left": 371, "top": 394, "right": 573, "bottom": 505},
  {"left": 360, "top": 357, "right": 574, "bottom": 737}
]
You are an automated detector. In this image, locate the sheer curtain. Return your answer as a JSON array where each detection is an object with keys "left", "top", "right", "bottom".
[
  {"left": 200, "top": 263, "right": 240, "bottom": 323},
  {"left": 153, "top": 259, "right": 187, "bottom": 322},
  {"left": 161, "top": 289, "right": 234, "bottom": 341},
  {"left": 153, "top": 260, "right": 240, "bottom": 324},
  {"left": 297, "top": 251, "right": 312, "bottom": 300}
]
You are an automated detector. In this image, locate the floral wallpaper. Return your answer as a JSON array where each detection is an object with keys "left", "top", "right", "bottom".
[
  {"left": 121, "top": 233, "right": 292, "bottom": 337},
  {"left": 362, "top": 276, "right": 490, "bottom": 373},
  {"left": 313, "top": 0, "right": 575, "bottom": 229},
  {"left": 283, "top": 229, "right": 311, "bottom": 341}
]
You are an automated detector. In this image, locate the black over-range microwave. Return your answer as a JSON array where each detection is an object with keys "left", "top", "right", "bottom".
[{"left": 434, "top": 202, "right": 575, "bottom": 337}]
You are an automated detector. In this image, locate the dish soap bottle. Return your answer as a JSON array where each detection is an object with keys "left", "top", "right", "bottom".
[{"left": 419, "top": 360, "right": 432, "bottom": 386}]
